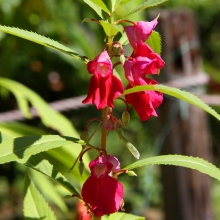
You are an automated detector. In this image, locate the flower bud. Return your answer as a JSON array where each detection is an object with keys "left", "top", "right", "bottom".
[
  {"left": 120, "top": 54, "right": 125, "bottom": 65},
  {"left": 127, "top": 171, "right": 137, "bottom": 176},
  {"left": 78, "top": 161, "right": 85, "bottom": 176},
  {"left": 116, "top": 129, "right": 140, "bottom": 159},
  {"left": 122, "top": 111, "right": 130, "bottom": 127},
  {"left": 126, "top": 142, "right": 140, "bottom": 159}
]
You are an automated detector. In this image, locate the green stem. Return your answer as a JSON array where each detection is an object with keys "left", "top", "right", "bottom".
[{"left": 94, "top": 217, "right": 101, "bottom": 220}]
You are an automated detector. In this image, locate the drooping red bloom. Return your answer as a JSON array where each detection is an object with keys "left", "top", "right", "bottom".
[
  {"left": 124, "top": 18, "right": 164, "bottom": 75},
  {"left": 124, "top": 18, "right": 158, "bottom": 50},
  {"left": 82, "top": 51, "right": 124, "bottom": 109},
  {"left": 124, "top": 56, "right": 160, "bottom": 87},
  {"left": 81, "top": 155, "right": 124, "bottom": 217},
  {"left": 125, "top": 78, "right": 163, "bottom": 121}
]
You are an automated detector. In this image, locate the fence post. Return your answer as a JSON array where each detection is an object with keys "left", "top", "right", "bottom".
[{"left": 150, "top": 9, "right": 214, "bottom": 220}]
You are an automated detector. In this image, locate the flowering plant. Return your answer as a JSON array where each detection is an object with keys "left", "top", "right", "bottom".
[{"left": 0, "top": 0, "right": 220, "bottom": 220}]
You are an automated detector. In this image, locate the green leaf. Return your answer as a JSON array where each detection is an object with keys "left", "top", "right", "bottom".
[
  {"left": 22, "top": 154, "right": 80, "bottom": 196},
  {"left": 121, "top": 0, "right": 167, "bottom": 18},
  {"left": 0, "top": 135, "right": 84, "bottom": 164},
  {"left": 108, "top": 212, "right": 145, "bottom": 220},
  {"left": 42, "top": 145, "right": 89, "bottom": 186},
  {"left": 122, "top": 84, "right": 220, "bottom": 122},
  {"left": 0, "top": 25, "right": 88, "bottom": 63},
  {"left": 0, "top": 122, "right": 45, "bottom": 137},
  {"left": 146, "top": 30, "right": 162, "bottom": 55},
  {"left": 24, "top": 172, "right": 57, "bottom": 220},
  {"left": 0, "top": 78, "right": 78, "bottom": 135},
  {"left": 114, "top": 0, "right": 133, "bottom": 10},
  {"left": 30, "top": 170, "right": 69, "bottom": 215},
  {"left": 100, "top": 21, "right": 123, "bottom": 37},
  {"left": 0, "top": 131, "right": 12, "bottom": 143},
  {"left": 119, "top": 32, "right": 129, "bottom": 45},
  {"left": 123, "top": 155, "right": 220, "bottom": 183},
  {"left": 89, "top": 0, "right": 111, "bottom": 14},
  {"left": 84, "top": 0, "right": 103, "bottom": 18}
]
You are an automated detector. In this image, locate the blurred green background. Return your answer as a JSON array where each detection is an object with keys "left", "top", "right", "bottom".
[{"left": 0, "top": 0, "right": 220, "bottom": 219}]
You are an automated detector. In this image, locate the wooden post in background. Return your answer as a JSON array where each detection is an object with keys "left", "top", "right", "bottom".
[{"left": 149, "top": 9, "right": 214, "bottom": 220}]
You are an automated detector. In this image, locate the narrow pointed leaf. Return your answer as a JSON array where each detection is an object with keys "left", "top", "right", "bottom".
[
  {"left": 120, "top": 0, "right": 167, "bottom": 19},
  {"left": 0, "top": 25, "right": 88, "bottom": 63},
  {"left": 30, "top": 170, "right": 69, "bottom": 215},
  {"left": 100, "top": 21, "right": 123, "bottom": 37},
  {"left": 22, "top": 154, "right": 80, "bottom": 195},
  {"left": 0, "top": 135, "right": 84, "bottom": 164},
  {"left": 0, "top": 131, "right": 12, "bottom": 143},
  {"left": 108, "top": 212, "right": 145, "bottom": 220},
  {"left": 0, "top": 77, "right": 78, "bottom": 135},
  {"left": 122, "top": 84, "right": 220, "bottom": 121},
  {"left": 119, "top": 32, "right": 129, "bottom": 45},
  {"left": 24, "top": 172, "right": 57, "bottom": 220},
  {"left": 42, "top": 145, "right": 89, "bottom": 186},
  {"left": 0, "top": 122, "right": 45, "bottom": 137},
  {"left": 84, "top": 0, "right": 103, "bottom": 18},
  {"left": 146, "top": 30, "right": 162, "bottom": 55},
  {"left": 88, "top": 0, "right": 110, "bottom": 14},
  {"left": 114, "top": 0, "right": 132, "bottom": 10},
  {"left": 123, "top": 155, "right": 220, "bottom": 183}
]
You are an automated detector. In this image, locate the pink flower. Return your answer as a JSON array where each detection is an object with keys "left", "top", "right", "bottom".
[
  {"left": 132, "top": 43, "right": 165, "bottom": 72},
  {"left": 124, "top": 18, "right": 158, "bottom": 50},
  {"left": 81, "top": 155, "right": 124, "bottom": 217},
  {"left": 124, "top": 56, "right": 161, "bottom": 87},
  {"left": 125, "top": 78, "right": 163, "bottom": 121},
  {"left": 82, "top": 51, "right": 124, "bottom": 109},
  {"left": 124, "top": 18, "right": 164, "bottom": 75}
]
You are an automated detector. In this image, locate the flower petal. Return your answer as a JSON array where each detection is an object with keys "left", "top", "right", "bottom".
[
  {"left": 81, "top": 175, "right": 124, "bottom": 217},
  {"left": 125, "top": 78, "right": 163, "bottom": 121},
  {"left": 82, "top": 73, "right": 124, "bottom": 109}
]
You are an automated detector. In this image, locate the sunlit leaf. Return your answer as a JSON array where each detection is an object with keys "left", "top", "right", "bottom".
[
  {"left": 89, "top": 0, "right": 111, "bottom": 14},
  {"left": 108, "top": 212, "right": 145, "bottom": 220},
  {"left": 22, "top": 154, "right": 80, "bottom": 195},
  {"left": 0, "top": 131, "right": 12, "bottom": 143},
  {"left": 84, "top": 0, "right": 103, "bottom": 18},
  {"left": 0, "top": 78, "right": 78, "bottom": 135},
  {"left": 23, "top": 172, "right": 57, "bottom": 220},
  {"left": 114, "top": 0, "right": 133, "bottom": 10},
  {"left": 30, "top": 170, "right": 69, "bottom": 215},
  {"left": 122, "top": 84, "right": 220, "bottom": 122},
  {"left": 146, "top": 30, "right": 162, "bottom": 55},
  {"left": 0, "top": 135, "right": 84, "bottom": 164},
  {"left": 119, "top": 32, "right": 129, "bottom": 45},
  {"left": 0, "top": 122, "right": 45, "bottom": 137},
  {"left": 120, "top": 0, "right": 167, "bottom": 19},
  {"left": 0, "top": 25, "right": 88, "bottom": 63},
  {"left": 100, "top": 21, "right": 123, "bottom": 37},
  {"left": 123, "top": 155, "right": 220, "bottom": 183}
]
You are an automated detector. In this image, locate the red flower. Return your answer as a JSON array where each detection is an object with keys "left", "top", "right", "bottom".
[
  {"left": 124, "top": 18, "right": 164, "bottom": 75},
  {"left": 81, "top": 155, "right": 124, "bottom": 217},
  {"left": 124, "top": 56, "right": 160, "bottom": 87},
  {"left": 132, "top": 43, "right": 165, "bottom": 72},
  {"left": 124, "top": 18, "right": 158, "bottom": 50},
  {"left": 82, "top": 51, "right": 124, "bottom": 109},
  {"left": 125, "top": 78, "right": 163, "bottom": 121}
]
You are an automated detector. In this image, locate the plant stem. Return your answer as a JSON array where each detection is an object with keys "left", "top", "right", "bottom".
[
  {"left": 101, "top": 106, "right": 109, "bottom": 150},
  {"left": 94, "top": 217, "right": 101, "bottom": 220}
]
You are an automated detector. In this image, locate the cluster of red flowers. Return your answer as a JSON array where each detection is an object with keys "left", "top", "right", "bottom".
[
  {"left": 80, "top": 18, "right": 165, "bottom": 218},
  {"left": 82, "top": 18, "right": 164, "bottom": 121}
]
